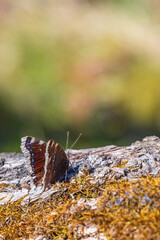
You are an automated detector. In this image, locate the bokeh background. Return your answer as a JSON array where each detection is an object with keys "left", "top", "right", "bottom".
[{"left": 1, "top": 0, "right": 160, "bottom": 151}]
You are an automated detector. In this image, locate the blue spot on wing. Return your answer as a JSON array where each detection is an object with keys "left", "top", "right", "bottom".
[
  {"left": 31, "top": 159, "right": 35, "bottom": 163},
  {"left": 34, "top": 177, "right": 37, "bottom": 182},
  {"left": 31, "top": 153, "right": 34, "bottom": 156}
]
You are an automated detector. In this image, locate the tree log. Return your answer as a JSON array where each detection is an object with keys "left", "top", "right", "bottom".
[{"left": 0, "top": 136, "right": 160, "bottom": 205}]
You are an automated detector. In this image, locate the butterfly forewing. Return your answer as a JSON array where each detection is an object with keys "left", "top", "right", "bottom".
[
  {"left": 42, "top": 140, "right": 69, "bottom": 190},
  {"left": 21, "top": 136, "right": 46, "bottom": 186}
]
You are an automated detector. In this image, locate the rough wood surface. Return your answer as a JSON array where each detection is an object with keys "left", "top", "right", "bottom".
[{"left": 0, "top": 136, "right": 160, "bottom": 205}]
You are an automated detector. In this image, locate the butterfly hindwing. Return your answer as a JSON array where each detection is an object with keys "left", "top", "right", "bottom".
[{"left": 21, "top": 136, "right": 46, "bottom": 186}]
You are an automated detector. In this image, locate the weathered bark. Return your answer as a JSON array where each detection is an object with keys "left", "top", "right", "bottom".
[{"left": 0, "top": 136, "right": 160, "bottom": 205}]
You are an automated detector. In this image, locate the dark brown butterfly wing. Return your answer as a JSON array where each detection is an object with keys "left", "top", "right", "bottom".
[
  {"left": 21, "top": 136, "right": 47, "bottom": 186},
  {"left": 21, "top": 136, "right": 69, "bottom": 190},
  {"left": 42, "top": 140, "right": 69, "bottom": 190}
]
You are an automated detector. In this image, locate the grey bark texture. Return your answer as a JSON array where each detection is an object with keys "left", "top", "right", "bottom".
[{"left": 0, "top": 136, "right": 160, "bottom": 205}]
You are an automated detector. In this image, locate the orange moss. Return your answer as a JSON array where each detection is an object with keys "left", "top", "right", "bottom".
[{"left": 0, "top": 173, "right": 160, "bottom": 239}]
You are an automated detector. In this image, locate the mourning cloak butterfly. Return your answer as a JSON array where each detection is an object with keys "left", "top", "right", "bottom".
[{"left": 21, "top": 136, "right": 69, "bottom": 190}]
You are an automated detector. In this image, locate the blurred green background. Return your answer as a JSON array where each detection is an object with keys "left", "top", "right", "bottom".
[{"left": 1, "top": 0, "right": 160, "bottom": 151}]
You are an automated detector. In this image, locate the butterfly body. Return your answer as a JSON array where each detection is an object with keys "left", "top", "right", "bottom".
[{"left": 21, "top": 136, "right": 69, "bottom": 190}]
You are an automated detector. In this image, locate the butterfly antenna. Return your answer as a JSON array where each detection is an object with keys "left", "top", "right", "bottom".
[
  {"left": 66, "top": 131, "right": 69, "bottom": 150},
  {"left": 70, "top": 133, "right": 82, "bottom": 149}
]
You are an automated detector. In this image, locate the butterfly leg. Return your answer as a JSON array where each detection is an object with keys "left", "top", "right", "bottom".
[{"left": 65, "top": 169, "right": 68, "bottom": 183}]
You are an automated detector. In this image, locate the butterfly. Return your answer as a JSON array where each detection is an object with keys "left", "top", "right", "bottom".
[{"left": 21, "top": 136, "right": 69, "bottom": 190}]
